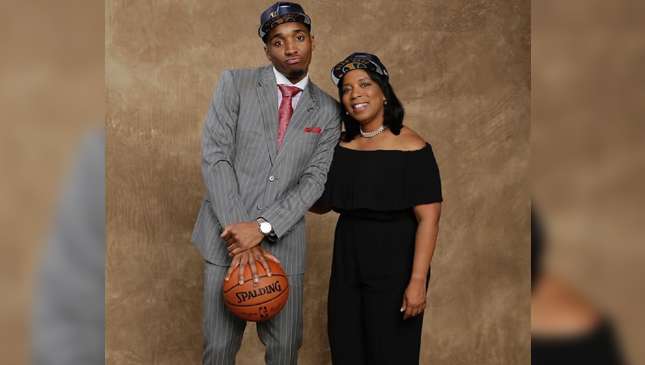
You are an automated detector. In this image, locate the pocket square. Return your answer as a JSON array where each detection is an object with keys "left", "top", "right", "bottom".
[{"left": 304, "top": 127, "right": 322, "bottom": 134}]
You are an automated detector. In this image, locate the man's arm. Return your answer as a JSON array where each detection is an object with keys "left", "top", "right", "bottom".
[
  {"left": 261, "top": 113, "right": 341, "bottom": 238},
  {"left": 202, "top": 70, "right": 251, "bottom": 228}
]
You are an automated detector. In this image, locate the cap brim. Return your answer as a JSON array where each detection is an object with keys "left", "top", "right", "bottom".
[{"left": 259, "top": 13, "right": 311, "bottom": 39}]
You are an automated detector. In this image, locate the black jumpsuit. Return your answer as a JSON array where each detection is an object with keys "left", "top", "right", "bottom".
[{"left": 320, "top": 143, "right": 443, "bottom": 365}]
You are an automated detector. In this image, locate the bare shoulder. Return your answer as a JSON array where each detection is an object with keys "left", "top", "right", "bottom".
[
  {"left": 338, "top": 134, "right": 358, "bottom": 149},
  {"left": 395, "top": 126, "right": 427, "bottom": 151}
]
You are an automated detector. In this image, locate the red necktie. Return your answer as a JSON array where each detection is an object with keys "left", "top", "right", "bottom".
[{"left": 277, "top": 84, "right": 302, "bottom": 148}]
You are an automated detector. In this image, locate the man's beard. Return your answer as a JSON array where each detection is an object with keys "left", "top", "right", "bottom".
[{"left": 287, "top": 68, "right": 306, "bottom": 81}]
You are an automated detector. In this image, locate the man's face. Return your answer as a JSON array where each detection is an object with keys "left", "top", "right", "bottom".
[{"left": 264, "top": 21, "right": 314, "bottom": 83}]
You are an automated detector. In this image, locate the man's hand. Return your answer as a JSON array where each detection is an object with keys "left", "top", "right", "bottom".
[
  {"left": 400, "top": 277, "right": 428, "bottom": 320},
  {"left": 224, "top": 247, "right": 281, "bottom": 285},
  {"left": 221, "top": 221, "right": 264, "bottom": 256}
]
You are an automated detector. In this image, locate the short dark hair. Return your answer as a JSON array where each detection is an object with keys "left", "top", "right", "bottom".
[{"left": 337, "top": 70, "right": 405, "bottom": 142}]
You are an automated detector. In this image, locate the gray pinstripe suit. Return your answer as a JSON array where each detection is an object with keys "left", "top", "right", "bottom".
[{"left": 192, "top": 65, "right": 341, "bottom": 364}]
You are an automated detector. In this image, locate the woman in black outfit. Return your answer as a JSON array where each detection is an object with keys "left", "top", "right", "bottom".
[{"left": 313, "top": 53, "right": 443, "bottom": 364}]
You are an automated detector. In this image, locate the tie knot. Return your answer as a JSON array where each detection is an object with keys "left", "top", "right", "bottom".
[{"left": 278, "top": 84, "right": 302, "bottom": 97}]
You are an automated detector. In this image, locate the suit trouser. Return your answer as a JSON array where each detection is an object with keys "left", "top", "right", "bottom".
[{"left": 202, "top": 261, "right": 304, "bottom": 365}]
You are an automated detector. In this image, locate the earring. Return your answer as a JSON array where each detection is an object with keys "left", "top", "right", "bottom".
[
  {"left": 384, "top": 100, "right": 388, "bottom": 105},
  {"left": 345, "top": 111, "right": 349, "bottom": 115}
]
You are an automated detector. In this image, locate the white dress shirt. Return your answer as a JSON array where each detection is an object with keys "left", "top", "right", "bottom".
[{"left": 273, "top": 67, "right": 309, "bottom": 110}]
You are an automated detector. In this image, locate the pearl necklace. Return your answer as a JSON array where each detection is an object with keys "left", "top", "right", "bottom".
[{"left": 360, "top": 125, "right": 387, "bottom": 138}]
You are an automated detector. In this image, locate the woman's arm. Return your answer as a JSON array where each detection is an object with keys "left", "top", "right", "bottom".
[{"left": 401, "top": 202, "right": 441, "bottom": 319}]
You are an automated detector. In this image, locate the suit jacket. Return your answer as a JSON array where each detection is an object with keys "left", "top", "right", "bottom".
[{"left": 192, "top": 65, "right": 341, "bottom": 275}]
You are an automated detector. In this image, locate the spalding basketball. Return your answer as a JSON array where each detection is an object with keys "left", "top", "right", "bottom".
[{"left": 222, "top": 259, "right": 289, "bottom": 322}]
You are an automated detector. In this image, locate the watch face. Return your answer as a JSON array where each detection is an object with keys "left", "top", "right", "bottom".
[{"left": 260, "top": 221, "right": 272, "bottom": 234}]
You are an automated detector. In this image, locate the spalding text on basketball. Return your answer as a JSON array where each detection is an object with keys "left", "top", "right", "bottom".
[{"left": 235, "top": 281, "right": 283, "bottom": 304}]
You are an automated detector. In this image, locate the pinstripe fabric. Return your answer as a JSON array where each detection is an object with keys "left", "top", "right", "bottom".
[
  {"left": 192, "top": 65, "right": 340, "bottom": 364},
  {"left": 256, "top": 273, "right": 303, "bottom": 365},
  {"left": 192, "top": 65, "right": 341, "bottom": 275},
  {"left": 202, "top": 262, "right": 304, "bottom": 365},
  {"left": 202, "top": 263, "right": 246, "bottom": 365}
]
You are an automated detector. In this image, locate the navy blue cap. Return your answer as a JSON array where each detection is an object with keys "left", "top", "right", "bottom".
[
  {"left": 259, "top": 2, "right": 311, "bottom": 42},
  {"left": 331, "top": 52, "right": 390, "bottom": 86}
]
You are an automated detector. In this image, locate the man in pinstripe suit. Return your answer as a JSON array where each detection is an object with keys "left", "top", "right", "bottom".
[{"left": 191, "top": 3, "right": 341, "bottom": 364}]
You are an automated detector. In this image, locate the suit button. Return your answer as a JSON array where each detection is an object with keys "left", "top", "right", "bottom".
[{"left": 268, "top": 175, "right": 276, "bottom": 182}]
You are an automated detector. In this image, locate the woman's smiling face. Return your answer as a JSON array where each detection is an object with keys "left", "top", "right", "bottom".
[{"left": 340, "top": 69, "right": 386, "bottom": 126}]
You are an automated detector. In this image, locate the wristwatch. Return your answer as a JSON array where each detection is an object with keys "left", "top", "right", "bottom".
[{"left": 256, "top": 217, "right": 277, "bottom": 242}]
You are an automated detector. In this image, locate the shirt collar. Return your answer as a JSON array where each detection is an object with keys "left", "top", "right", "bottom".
[{"left": 273, "top": 66, "right": 309, "bottom": 91}]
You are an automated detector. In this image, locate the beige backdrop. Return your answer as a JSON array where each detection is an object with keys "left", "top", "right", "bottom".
[
  {"left": 106, "top": 1, "right": 530, "bottom": 364},
  {"left": 1, "top": 1, "right": 104, "bottom": 364}
]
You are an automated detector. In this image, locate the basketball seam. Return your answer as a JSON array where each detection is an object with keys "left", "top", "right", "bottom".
[{"left": 222, "top": 274, "right": 288, "bottom": 294}]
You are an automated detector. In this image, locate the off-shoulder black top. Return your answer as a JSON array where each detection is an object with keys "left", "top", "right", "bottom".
[{"left": 319, "top": 143, "right": 443, "bottom": 213}]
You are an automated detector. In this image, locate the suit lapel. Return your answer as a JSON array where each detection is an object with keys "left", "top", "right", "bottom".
[
  {"left": 275, "top": 82, "right": 320, "bottom": 164},
  {"left": 256, "top": 66, "right": 279, "bottom": 163}
]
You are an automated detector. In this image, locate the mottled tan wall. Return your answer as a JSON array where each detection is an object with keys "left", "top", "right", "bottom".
[
  {"left": 533, "top": 1, "right": 645, "bottom": 363},
  {"left": 106, "top": 0, "right": 529, "bottom": 364},
  {"left": 1, "top": 1, "right": 104, "bottom": 363}
]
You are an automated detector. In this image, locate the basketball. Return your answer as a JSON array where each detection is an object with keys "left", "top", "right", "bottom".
[{"left": 222, "top": 259, "right": 289, "bottom": 322}]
